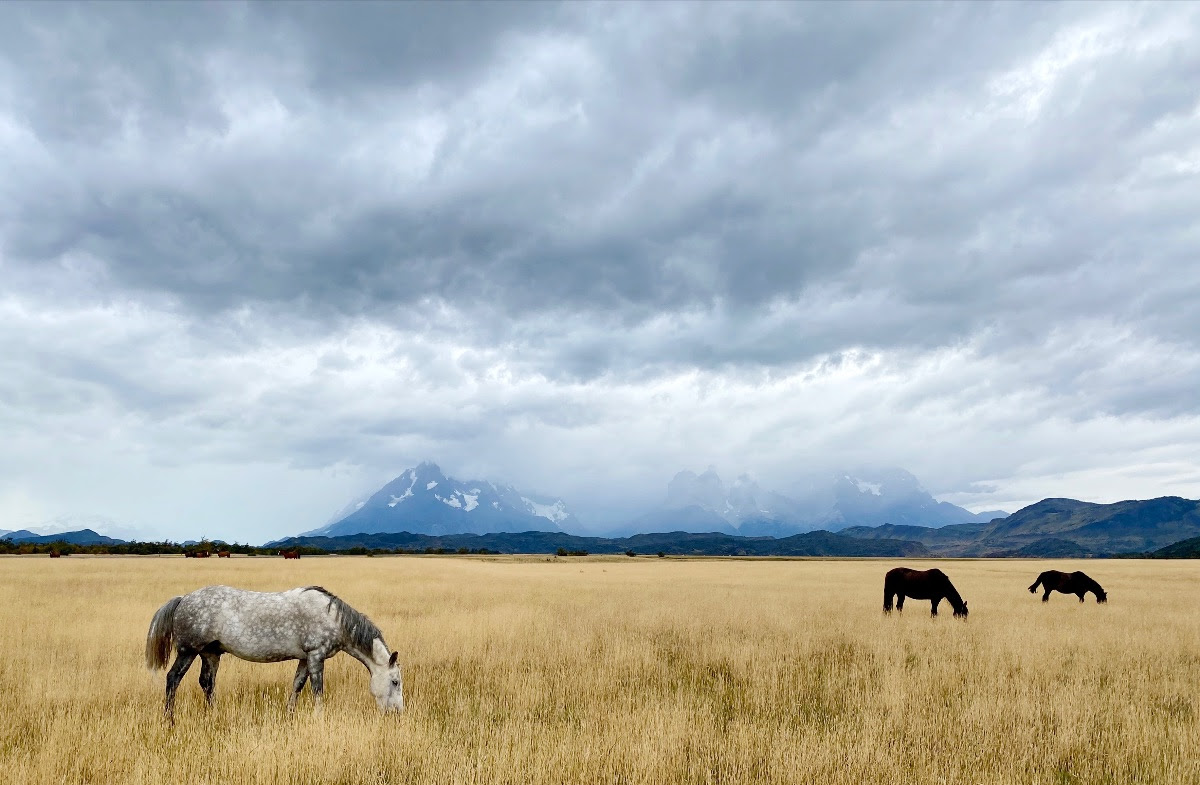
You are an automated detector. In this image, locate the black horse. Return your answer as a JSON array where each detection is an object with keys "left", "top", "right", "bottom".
[
  {"left": 883, "top": 567, "right": 968, "bottom": 618},
  {"left": 1028, "top": 570, "right": 1106, "bottom": 603}
]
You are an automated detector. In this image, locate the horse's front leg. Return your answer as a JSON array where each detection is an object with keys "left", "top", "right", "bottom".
[
  {"left": 164, "top": 647, "right": 198, "bottom": 724},
  {"left": 288, "top": 660, "right": 309, "bottom": 713},
  {"left": 1076, "top": 593, "right": 1085, "bottom": 603},
  {"left": 307, "top": 654, "right": 326, "bottom": 713},
  {"left": 199, "top": 652, "right": 221, "bottom": 707}
]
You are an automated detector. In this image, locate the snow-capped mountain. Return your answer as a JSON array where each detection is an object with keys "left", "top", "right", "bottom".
[
  {"left": 304, "top": 462, "right": 579, "bottom": 538},
  {"left": 634, "top": 466, "right": 1004, "bottom": 535}
]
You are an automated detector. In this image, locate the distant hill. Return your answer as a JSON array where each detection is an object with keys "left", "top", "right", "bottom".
[
  {"left": 270, "top": 529, "right": 930, "bottom": 557},
  {"left": 841, "top": 496, "right": 1200, "bottom": 556},
  {"left": 1, "top": 528, "right": 127, "bottom": 545},
  {"left": 1146, "top": 535, "right": 1200, "bottom": 559}
]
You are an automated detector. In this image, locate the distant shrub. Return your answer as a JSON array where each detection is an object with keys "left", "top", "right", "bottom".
[
  {"left": 556, "top": 547, "right": 568, "bottom": 557},
  {"left": 657, "top": 551, "right": 666, "bottom": 558},
  {"left": 625, "top": 550, "right": 636, "bottom": 557}
]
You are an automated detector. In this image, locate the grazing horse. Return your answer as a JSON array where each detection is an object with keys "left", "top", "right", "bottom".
[
  {"left": 184, "top": 551, "right": 196, "bottom": 558},
  {"left": 281, "top": 549, "right": 301, "bottom": 560},
  {"left": 49, "top": 549, "right": 62, "bottom": 558},
  {"left": 195, "top": 551, "right": 211, "bottom": 558},
  {"left": 217, "top": 551, "right": 231, "bottom": 558},
  {"left": 145, "top": 585, "right": 403, "bottom": 723},
  {"left": 1028, "top": 570, "right": 1107, "bottom": 603},
  {"left": 883, "top": 567, "right": 968, "bottom": 618}
]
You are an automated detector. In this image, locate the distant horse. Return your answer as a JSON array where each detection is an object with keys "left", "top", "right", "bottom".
[
  {"left": 1028, "top": 570, "right": 1107, "bottom": 603},
  {"left": 217, "top": 551, "right": 231, "bottom": 558},
  {"left": 49, "top": 550, "right": 61, "bottom": 558},
  {"left": 184, "top": 551, "right": 196, "bottom": 558},
  {"left": 145, "top": 585, "right": 404, "bottom": 723},
  {"left": 883, "top": 567, "right": 968, "bottom": 618},
  {"left": 281, "top": 549, "right": 300, "bottom": 560},
  {"left": 195, "top": 551, "right": 211, "bottom": 559}
]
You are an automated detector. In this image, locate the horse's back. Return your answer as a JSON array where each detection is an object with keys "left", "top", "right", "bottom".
[
  {"left": 173, "top": 586, "right": 336, "bottom": 662},
  {"left": 886, "top": 567, "right": 943, "bottom": 581}
]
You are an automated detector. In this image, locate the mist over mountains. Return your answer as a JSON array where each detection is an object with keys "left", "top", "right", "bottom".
[
  {"left": 21, "top": 462, "right": 1200, "bottom": 558},
  {"left": 626, "top": 466, "right": 1006, "bottom": 537},
  {"left": 10, "top": 460, "right": 1200, "bottom": 558},
  {"left": 306, "top": 462, "right": 1005, "bottom": 539}
]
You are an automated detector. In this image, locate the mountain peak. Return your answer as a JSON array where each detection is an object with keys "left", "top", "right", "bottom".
[{"left": 303, "top": 463, "right": 578, "bottom": 538}]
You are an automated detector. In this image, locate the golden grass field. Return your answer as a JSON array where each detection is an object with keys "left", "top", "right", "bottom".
[{"left": 1, "top": 555, "right": 1198, "bottom": 784}]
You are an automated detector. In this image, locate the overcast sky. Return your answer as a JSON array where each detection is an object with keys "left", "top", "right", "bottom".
[{"left": 3, "top": 1, "right": 1200, "bottom": 543}]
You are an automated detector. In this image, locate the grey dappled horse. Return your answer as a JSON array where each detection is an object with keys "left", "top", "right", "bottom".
[{"left": 146, "top": 585, "right": 403, "bottom": 722}]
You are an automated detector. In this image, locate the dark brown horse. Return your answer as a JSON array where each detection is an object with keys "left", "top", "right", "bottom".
[
  {"left": 49, "top": 549, "right": 62, "bottom": 558},
  {"left": 883, "top": 567, "right": 968, "bottom": 618},
  {"left": 1028, "top": 570, "right": 1106, "bottom": 603},
  {"left": 217, "top": 550, "right": 231, "bottom": 558},
  {"left": 281, "top": 549, "right": 301, "bottom": 560}
]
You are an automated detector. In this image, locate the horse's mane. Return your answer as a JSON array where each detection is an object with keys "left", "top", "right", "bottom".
[
  {"left": 938, "top": 573, "right": 966, "bottom": 611},
  {"left": 303, "top": 586, "right": 385, "bottom": 652}
]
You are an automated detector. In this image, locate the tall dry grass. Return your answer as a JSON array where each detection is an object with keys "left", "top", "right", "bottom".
[{"left": 0, "top": 555, "right": 1197, "bottom": 784}]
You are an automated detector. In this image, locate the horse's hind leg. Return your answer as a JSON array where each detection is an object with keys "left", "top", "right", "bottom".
[
  {"left": 288, "top": 660, "right": 309, "bottom": 712},
  {"left": 883, "top": 589, "right": 893, "bottom": 613},
  {"left": 930, "top": 598, "right": 940, "bottom": 617},
  {"left": 1042, "top": 588, "right": 1052, "bottom": 602},
  {"left": 164, "top": 647, "right": 198, "bottom": 723},
  {"left": 896, "top": 594, "right": 905, "bottom": 612},
  {"left": 199, "top": 652, "right": 221, "bottom": 707}
]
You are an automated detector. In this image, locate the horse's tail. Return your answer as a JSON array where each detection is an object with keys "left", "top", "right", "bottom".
[
  {"left": 145, "top": 596, "right": 183, "bottom": 670},
  {"left": 1028, "top": 575, "right": 1043, "bottom": 594}
]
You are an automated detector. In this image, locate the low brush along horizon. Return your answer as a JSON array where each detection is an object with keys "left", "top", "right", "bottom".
[{"left": 0, "top": 555, "right": 1197, "bottom": 784}]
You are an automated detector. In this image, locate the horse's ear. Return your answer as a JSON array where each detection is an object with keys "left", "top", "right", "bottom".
[{"left": 389, "top": 651, "right": 398, "bottom": 668}]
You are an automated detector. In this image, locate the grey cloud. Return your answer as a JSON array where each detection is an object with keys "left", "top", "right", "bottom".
[{"left": 11, "top": 1, "right": 1167, "bottom": 337}]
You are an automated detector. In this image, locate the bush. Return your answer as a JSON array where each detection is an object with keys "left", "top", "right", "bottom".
[{"left": 625, "top": 550, "right": 636, "bottom": 557}]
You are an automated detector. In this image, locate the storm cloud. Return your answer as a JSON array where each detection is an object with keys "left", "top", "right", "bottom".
[{"left": 2, "top": 2, "right": 1199, "bottom": 541}]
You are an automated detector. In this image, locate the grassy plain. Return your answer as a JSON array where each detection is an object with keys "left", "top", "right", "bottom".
[{"left": 0, "top": 555, "right": 1197, "bottom": 784}]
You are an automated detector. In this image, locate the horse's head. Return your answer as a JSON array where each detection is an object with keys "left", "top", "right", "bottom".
[
  {"left": 369, "top": 639, "right": 404, "bottom": 713},
  {"left": 1096, "top": 590, "right": 1108, "bottom": 604},
  {"left": 954, "top": 601, "right": 969, "bottom": 619}
]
